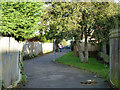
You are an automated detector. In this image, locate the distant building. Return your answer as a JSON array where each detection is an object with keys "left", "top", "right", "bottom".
[{"left": 66, "top": 39, "right": 72, "bottom": 46}]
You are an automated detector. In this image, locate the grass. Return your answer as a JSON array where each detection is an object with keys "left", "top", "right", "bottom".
[{"left": 56, "top": 51, "right": 110, "bottom": 81}]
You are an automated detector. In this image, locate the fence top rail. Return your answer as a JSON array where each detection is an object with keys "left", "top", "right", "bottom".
[{"left": 109, "top": 29, "right": 120, "bottom": 38}]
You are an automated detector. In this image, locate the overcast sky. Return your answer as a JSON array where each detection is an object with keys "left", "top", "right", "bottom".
[{"left": 114, "top": 0, "right": 120, "bottom": 3}]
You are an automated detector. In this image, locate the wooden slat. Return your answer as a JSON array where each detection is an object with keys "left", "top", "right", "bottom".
[
  {"left": 118, "top": 39, "right": 120, "bottom": 88},
  {"left": 109, "top": 29, "right": 120, "bottom": 38},
  {"left": 110, "top": 35, "right": 120, "bottom": 87}
]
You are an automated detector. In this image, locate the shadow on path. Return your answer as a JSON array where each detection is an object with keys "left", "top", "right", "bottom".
[{"left": 22, "top": 49, "right": 108, "bottom": 88}]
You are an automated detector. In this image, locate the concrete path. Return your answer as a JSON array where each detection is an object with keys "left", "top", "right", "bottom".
[{"left": 22, "top": 49, "right": 108, "bottom": 88}]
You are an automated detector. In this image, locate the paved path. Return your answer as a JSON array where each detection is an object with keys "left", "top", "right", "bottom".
[{"left": 22, "top": 49, "right": 108, "bottom": 88}]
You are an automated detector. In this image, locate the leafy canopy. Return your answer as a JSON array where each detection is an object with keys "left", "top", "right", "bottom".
[{"left": 1, "top": 2, "right": 43, "bottom": 41}]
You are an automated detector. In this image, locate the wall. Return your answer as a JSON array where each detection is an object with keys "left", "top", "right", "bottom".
[
  {"left": 0, "top": 37, "right": 53, "bottom": 88},
  {"left": 110, "top": 29, "right": 120, "bottom": 88},
  {"left": 22, "top": 42, "right": 53, "bottom": 57},
  {"left": 75, "top": 42, "right": 98, "bottom": 52},
  {"left": 22, "top": 42, "right": 42, "bottom": 57},
  {"left": 0, "top": 37, "right": 21, "bottom": 88},
  {"left": 42, "top": 43, "right": 53, "bottom": 54},
  {"left": 74, "top": 42, "right": 98, "bottom": 57},
  {"left": 80, "top": 42, "right": 98, "bottom": 51}
]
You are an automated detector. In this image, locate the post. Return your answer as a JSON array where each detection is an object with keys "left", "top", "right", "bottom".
[
  {"left": 110, "top": 29, "right": 120, "bottom": 88},
  {"left": 118, "top": 30, "right": 120, "bottom": 89},
  {"left": 53, "top": 39, "right": 55, "bottom": 61},
  {"left": 109, "top": 39, "right": 112, "bottom": 83}
]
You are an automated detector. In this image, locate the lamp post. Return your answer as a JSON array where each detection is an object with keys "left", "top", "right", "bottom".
[{"left": 53, "top": 39, "right": 56, "bottom": 61}]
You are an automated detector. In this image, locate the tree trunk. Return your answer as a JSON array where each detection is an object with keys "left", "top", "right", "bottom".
[
  {"left": 103, "top": 43, "right": 107, "bottom": 62},
  {"left": 84, "top": 30, "right": 88, "bottom": 62},
  {"left": 76, "top": 41, "right": 84, "bottom": 62},
  {"left": 55, "top": 39, "right": 59, "bottom": 52},
  {"left": 73, "top": 44, "right": 79, "bottom": 57}
]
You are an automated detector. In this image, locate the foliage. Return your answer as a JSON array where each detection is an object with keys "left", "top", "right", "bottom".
[
  {"left": 18, "top": 56, "right": 27, "bottom": 85},
  {"left": 1, "top": 2, "right": 43, "bottom": 41},
  {"left": 23, "top": 54, "right": 38, "bottom": 60},
  {"left": 41, "top": 2, "right": 95, "bottom": 62},
  {"left": 20, "top": 74, "right": 27, "bottom": 83},
  {"left": 59, "top": 39, "right": 68, "bottom": 47},
  {"left": 42, "top": 3, "right": 73, "bottom": 40},
  {"left": 91, "top": 2, "right": 120, "bottom": 47},
  {"left": 56, "top": 51, "right": 109, "bottom": 81},
  {"left": 42, "top": 2, "right": 120, "bottom": 42},
  {"left": 42, "top": 2, "right": 92, "bottom": 39},
  {"left": 0, "top": 80, "right": 5, "bottom": 89},
  {"left": 42, "top": 2, "right": 120, "bottom": 62},
  {"left": 98, "top": 52, "right": 109, "bottom": 62}
]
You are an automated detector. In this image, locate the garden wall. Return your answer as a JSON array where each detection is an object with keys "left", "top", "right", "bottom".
[
  {"left": 110, "top": 29, "right": 120, "bottom": 88},
  {"left": 74, "top": 42, "right": 98, "bottom": 57},
  {"left": 0, "top": 37, "right": 21, "bottom": 88},
  {"left": 81, "top": 42, "right": 98, "bottom": 51},
  {"left": 21, "top": 42, "right": 42, "bottom": 57},
  {"left": 42, "top": 43, "right": 53, "bottom": 54},
  {"left": 21, "top": 42, "right": 53, "bottom": 58}
]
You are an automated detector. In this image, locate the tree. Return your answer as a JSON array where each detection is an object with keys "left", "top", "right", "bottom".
[
  {"left": 41, "top": 3, "right": 72, "bottom": 50},
  {"left": 59, "top": 39, "right": 68, "bottom": 47},
  {"left": 91, "top": 2, "right": 120, "bottom": 62},
  {"left": 1, "top": 2, "right": 43, "bottom": 41},
  {"left": 41, "top": 2, "right": 93, "bottom": 62},
  {"left": 41, "top": 2, "right": 120, "bottom": 63}
]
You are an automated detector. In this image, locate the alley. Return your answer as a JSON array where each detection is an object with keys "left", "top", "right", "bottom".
[{"left": 22, "top": 49, "right": 108, "bottom": 88}]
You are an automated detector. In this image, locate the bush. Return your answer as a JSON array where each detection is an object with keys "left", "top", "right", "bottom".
[
  {"left": 23, "top": 54, "right": 38, "bottom": 60},
  {"left": 98, "top": 52, "right": 109, "bottom": 63}
]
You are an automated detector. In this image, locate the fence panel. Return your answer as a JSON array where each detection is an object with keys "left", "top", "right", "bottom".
[
  {"left": 0, "top": 37, "right": 21, "bottom": 88},
  {"left": 110, "top": 29, "right": 120, "bottom": 88}
]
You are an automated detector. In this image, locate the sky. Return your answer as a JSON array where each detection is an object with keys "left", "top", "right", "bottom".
[{"left": 114, "top": 0, "right": 120, "bottom": 3}]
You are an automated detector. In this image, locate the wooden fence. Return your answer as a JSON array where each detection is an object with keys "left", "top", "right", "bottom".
[
  {"left": 110, "top": 29, "right": 120, "bottom": 88},
  {"left": 0, "top": 37, "right": 21, "bottom": 88},
  {"left": 0, "top": 37, "right": 53, "bottom": 88}
]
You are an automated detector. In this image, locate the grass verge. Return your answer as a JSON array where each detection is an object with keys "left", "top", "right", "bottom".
[{"left": 56, "top": 51, "right": 110, "bottom": 81}]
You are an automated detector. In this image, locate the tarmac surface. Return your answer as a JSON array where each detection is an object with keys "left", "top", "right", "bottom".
[{"left": 22, "top": 49, "right": 108, "bottom": 88}]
